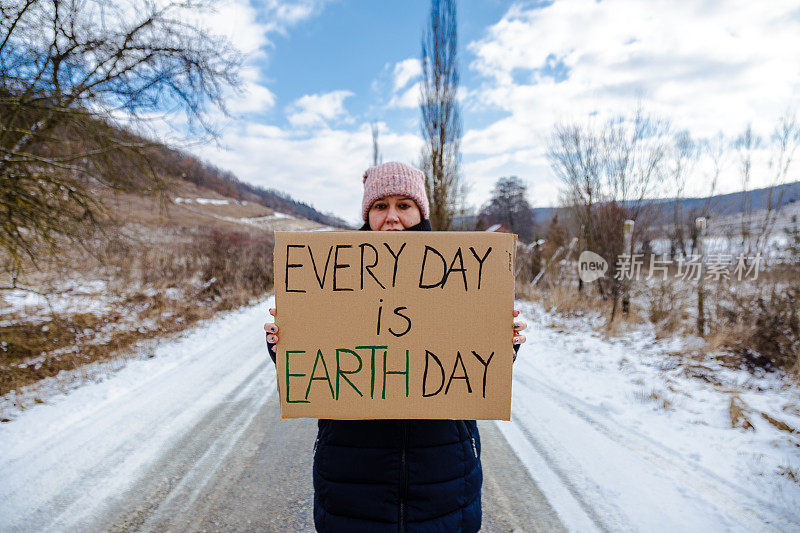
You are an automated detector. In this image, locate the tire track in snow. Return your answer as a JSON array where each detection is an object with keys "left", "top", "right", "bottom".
[
  {"left": 0, "top": 299, "right": 275, "bottom": 532},
  {"left": 511, "top": 369, "right": 800, "bottom": 531}
]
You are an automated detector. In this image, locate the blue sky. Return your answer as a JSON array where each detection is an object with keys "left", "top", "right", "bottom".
[{"left": 183, "top": 0, "right": 800, "bottom": 225}]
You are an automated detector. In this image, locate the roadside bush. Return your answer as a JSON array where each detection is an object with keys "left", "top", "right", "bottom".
[
  {"left": 734, "top": 285, "right": 800, "bottom": 374},
  {"left": 194, "top": 228, "right": 275, "bottom": 308}
]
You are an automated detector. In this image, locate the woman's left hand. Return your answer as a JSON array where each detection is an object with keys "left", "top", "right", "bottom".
[{"left": 512, "top": 309, "right": 527, "bottom": 360}]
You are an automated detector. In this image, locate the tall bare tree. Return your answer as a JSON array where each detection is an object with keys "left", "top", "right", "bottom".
[
  {"left": 754, "top": 113, "right": 800, "bottom": 254},
  {"left": 371, "top": 121, "right": 381, "bottom": 167},
  {"left": 419, "top": 0, "right": 462, "bottom": 230},
  {"left": 668, "top": 130, "right": 699, "bottom": 258},
  {"left": 0, "top": 0, "right": 241, "bottom": 283}
]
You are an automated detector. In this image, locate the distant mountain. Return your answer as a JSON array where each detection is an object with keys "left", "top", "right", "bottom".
[
  {"left": 538, "top": 181, "right": 800, "bottom": 225},
  {"left": 457, "top": 180, "right": 800, "bottom": 236},
  {"left": 647, "top": 180, "right": 800, "bottom": 220}
]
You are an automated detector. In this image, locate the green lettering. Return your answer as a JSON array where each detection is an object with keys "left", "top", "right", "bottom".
[
  {"left": 305, "top": 349, "right": 335, "bottom": 400},
  {"left": 356, "top": 345, "right": 388, "bottom": 399},
  {"left": 336, "top": 348, "right": 363, "bottom": 399},
  {"left": 285, "top": 350, "right": 310, "bottom": 403}
]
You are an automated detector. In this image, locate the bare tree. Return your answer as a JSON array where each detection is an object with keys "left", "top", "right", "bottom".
[
  {"left": 732, "top": 115, "right": 800, "bottom": 258},
  {"left": 734, "top": 124, "right": 759, "bottom": 256},
  {"left": 0, "top": 0, "right": 241, "bottom": 283},
  {"left": 668, "top": 130, "right": 699, "bottom": 258},
  {"left": 478, "top": 176, "right": 535, "bottom": 242},
  {"left": 371, "top": 121, "right": 381, "bottom": 167},
  {"left": 419, "top": 0, "right": 462, "bottom": 230},
  {"left": 754, "top": 113, "right": 800, "bottom": 254},
  {"left": 548, "top": 108, "right": 671, "bottom": 320}
]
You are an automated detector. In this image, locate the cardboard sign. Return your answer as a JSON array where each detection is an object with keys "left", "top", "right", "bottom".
[{"left": 273, "top": 231, "right": 516, "bottom": 420}]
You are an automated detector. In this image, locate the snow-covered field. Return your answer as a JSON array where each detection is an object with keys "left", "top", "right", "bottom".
[
  {"left": 1, "top": 296, "right": 798, "bottom": 531},
  {"left": 506, "top": 301, "right": 800, "bottom": 531}
]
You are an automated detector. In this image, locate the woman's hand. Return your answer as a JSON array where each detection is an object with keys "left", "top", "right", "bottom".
[
  {"left": 264, "top": 307, "right": 278, "bottom": 343},
  {"left": 512, "top": 309, "right": 527, "bottom": 361},
  {"left": 264, "top": 307, "right": 278, "bottom": 361},
  {"left": 266, "top": 306, "right": 526, "bottom": 361}
]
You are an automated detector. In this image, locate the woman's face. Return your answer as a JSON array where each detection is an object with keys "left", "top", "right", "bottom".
[{"left": 368, "top": 195, "right": 422, "bottom": 231}]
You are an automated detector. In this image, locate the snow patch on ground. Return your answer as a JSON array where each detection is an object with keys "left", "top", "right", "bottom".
[
  {"left": 173, "top": 197, "right": 231, "bottom": 205},
  {"left": 0, "top": 296, "right": 275, "bottom": 530},
  {"left": 3, "top": 295, "right": 798, "bottom": 530},
  {"left": 0, "top": 280, "right": 115, "bottom": 324},
  {"left": 504, "top": 301, "right": 800, "bottom": 531}
]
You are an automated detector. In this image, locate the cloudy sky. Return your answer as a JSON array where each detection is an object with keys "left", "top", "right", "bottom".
[{"left": 181, "top": 0, "right": 800, "bottom": 225}]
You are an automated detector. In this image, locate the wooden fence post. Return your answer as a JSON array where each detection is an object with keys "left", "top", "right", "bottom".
[{"left": 696, "top": 217, "right": 706, "bottom": 337}]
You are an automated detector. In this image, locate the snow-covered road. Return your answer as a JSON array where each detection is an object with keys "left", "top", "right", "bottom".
[
  {"left": 0, "top": 297, "right": 560, "bottom": 532},
  {"left": 1, "top": 297, "right": 798, "bottom": 531}
]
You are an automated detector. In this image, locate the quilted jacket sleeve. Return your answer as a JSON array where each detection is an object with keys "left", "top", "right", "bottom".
[{"left": 266, "top": 333, "right": 277, "bottom": 365}]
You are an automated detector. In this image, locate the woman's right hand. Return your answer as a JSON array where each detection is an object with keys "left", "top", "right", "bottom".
[
  {"left": 264, "top": 307, "right": 278, "bottom": 344},
  {"left": 264, "top": 307, "right": 278, "bottom": 362}
]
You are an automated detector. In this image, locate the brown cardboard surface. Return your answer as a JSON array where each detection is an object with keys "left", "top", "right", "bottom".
[{"left": 273, "top": 231, "right": 516, "bottom": 420}]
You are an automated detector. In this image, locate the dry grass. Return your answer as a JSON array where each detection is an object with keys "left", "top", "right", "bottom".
[
  {"left": 632, "top": 387, "right": 674, "bottom": 410},
  {"left": 729, "top": 395, "right": 754, "bottom": 430},
  {"left": 515, "top": 254, "right": 800, "bottom": 380},
  {"left": 1, "top": 183, "right": 280, "bottom": 396},
  {"left": 777, "top": 465, "right": 800, "bottom": 485},
  {"left": 760, "top": 412, "right": 797, "bottom": 433}
]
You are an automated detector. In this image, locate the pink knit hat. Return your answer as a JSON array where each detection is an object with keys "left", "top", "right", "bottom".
[{"left": 361, "top": 162, "right": 430, "bottom": 222}]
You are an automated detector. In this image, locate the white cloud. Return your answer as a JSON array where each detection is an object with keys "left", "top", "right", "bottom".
[
  {"left": 393, "top": 58, "right": 422, "bottom": 92},
  {"left": 389, "top": 82, "right": 421, "bottom": 109},
  {"left": 196, "top": 1, "right": 332, "bottom": 120},
  {"left": 225, "top": 67, "right": 277, "bottom": 114},
  {"left": 196, "top": 122, "right": 422, "bottom": 225},
  {"left": 286, "top": 90, "right": 354, "bottom": 128},
  {"left": 463, "top": 0, "right": 800, "bottom": 206},
  {"left": 385, "top": 58, "right": 422, "bottom": 109}
]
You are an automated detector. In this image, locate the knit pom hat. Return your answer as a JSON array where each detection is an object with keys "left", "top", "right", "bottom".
[{"left": 361, "top": 162, "right": 430, "bottom": 222}]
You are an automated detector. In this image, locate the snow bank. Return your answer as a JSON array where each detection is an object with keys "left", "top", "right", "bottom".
[{"left": 504, "top": 301, "right": 800, "bottom": 531}]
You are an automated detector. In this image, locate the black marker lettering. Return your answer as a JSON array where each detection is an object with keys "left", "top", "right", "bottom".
[
  {"left": 383, "top": 242, "right": 406, "bottom": 287},
  {"left": 332, "top": 245, "right": 354, "bottom": 292},
  {"left": 388, "top": 306, "right": 412, "bottom": 337},
  {"left": 419, "top": 246, "right": 447, "bottom": 289},
  {"left": 469, "top": 247, "right": 492, "bottom": 290},
  {"left": 444, "top": 351, "right": 473, "bottom": 394},
  {"left": 308, "top": 245, "right": 334, "bottom": 289},
  {"left": 443, "top": 247, "right": 468, "bottom": 291},
  {"left": 470, "top": 350, "right": 495, "bottom": 398},
  {"left": 359, "top": 243, "right": 385, "bottom": 290},
  {"left": 376, "top": 299, "right": 383, "bottom": 335},
  {"left": 422, "top": 350, "right": 445, "bottom": 397},
  {"left": 285, "top": 245, "right": 306, "bottom": 293}
]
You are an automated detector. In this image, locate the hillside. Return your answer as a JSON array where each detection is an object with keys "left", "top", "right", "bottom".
[
  {"left": 526, "top": 180, "right": 800, "bottom": 233},
  {"left": 155, "top": 147, "right": 351, "bottom": 229},
  {"left": 0, "top": 148, "right": 347, "bottom": 397}
]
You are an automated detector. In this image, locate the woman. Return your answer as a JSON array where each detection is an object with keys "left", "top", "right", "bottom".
[{"left": 265, "top": 162, "right": 527, "bottom": 532}]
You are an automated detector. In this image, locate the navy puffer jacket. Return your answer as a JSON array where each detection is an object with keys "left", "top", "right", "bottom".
[
  {"left": 314, "top": 219, "right": 482, "bottom": 532},
  {"left": 268, "top": 218, "right": 483, "bottom": 532},
  {"left": 313, "top": 417, "right": 482, "bottom": 532}
]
